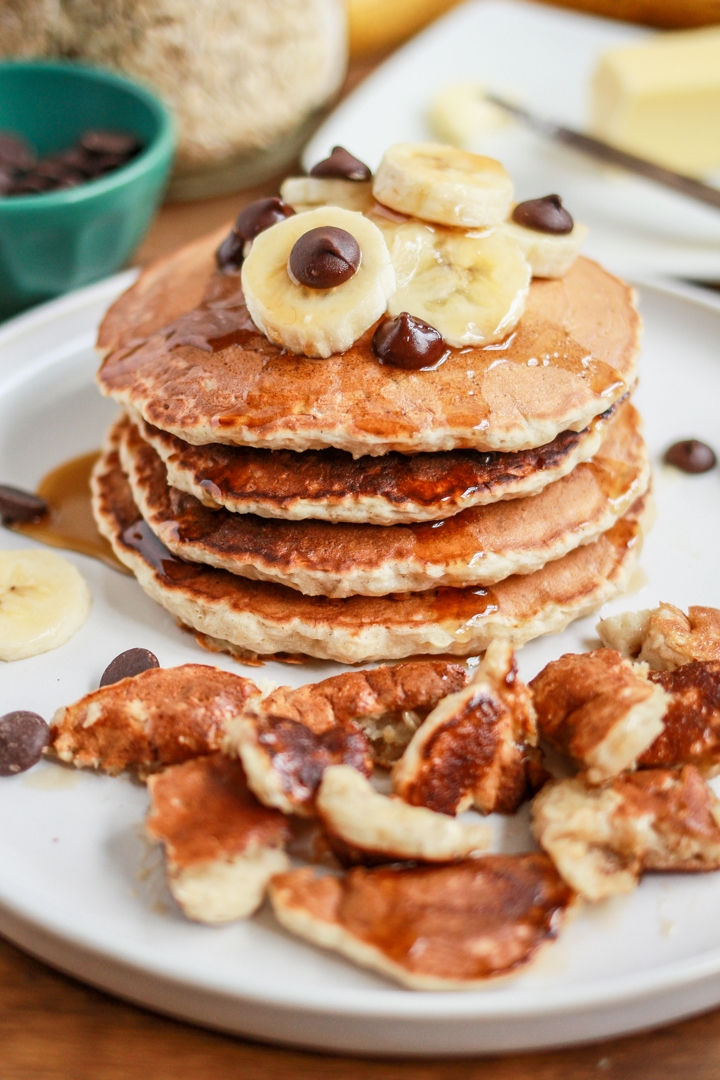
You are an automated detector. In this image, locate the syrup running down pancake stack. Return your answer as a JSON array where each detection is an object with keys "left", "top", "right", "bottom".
[{"left": 92, "top": 143, "right": 651, "bottom": 664}]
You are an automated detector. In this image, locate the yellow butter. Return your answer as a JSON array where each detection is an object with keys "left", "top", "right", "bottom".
[{"left": 591, "top": 26, "right": 720, "bottom": 176}]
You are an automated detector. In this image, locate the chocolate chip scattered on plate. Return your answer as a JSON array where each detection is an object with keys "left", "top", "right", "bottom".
[
  {"left": 0, "top": 484, "right": 48, "bottom": 526},
  {"left": 0, "top": 711, "right": 50, "bottom": 776},
  {"left": 100, "top": 648, "right": 160, "bottom": 688},
  {"left": 664, "top": 439, "right": 717, "bottom": 474}
]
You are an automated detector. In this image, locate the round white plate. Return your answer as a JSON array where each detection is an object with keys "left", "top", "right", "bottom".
[
  {"left": 304, "top": 0, "right": 720, "bottom": 282},
  {"left": 1, "top": 274, "right": 720, "bottom": 1055}
]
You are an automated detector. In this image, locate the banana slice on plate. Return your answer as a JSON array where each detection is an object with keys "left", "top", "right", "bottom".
[
  {"left": 242, "top": 206, "right": 396, "bottom": 358},
  {"left": 502, "top": 219, "right": 589, "bottom": 279},
  {"left": 0, "top": 549, "right": 91, "bottom": 662},
  {"left": 280, "top": 176, "right": 373, "bottom": 214},
  {"left": 370, "top": 211, "right": 531, "bottom": 347},
  {"left": 372, "top": 142, "right": 513, "bottom": 228}
]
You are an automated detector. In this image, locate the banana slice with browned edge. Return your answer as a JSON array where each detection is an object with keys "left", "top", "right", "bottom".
[
  {"left": 0, "top": 549, "right": 91, "bottom": 662},
  {"left": 242, "top": 206, "right": 396, "bottom": 358},
  {"left": 372, "top": 142, "right": 513, "bottom": 228},
  {"left": 369, "top": 209, "right": 531, "bottom": 347}
]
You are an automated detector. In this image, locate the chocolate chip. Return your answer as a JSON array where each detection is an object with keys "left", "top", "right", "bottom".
[
  {"left": 664, "top": 439, "right": 716, "bottom": 474},
  {"left": 235, "top": 196, "right": 295, "bottom": 241},
  {"left": 288, "top": 226, "right": 361, "bottom": 289},
  {"left": 11, "top": 173, "right": 53, "bottom": 195},
  {"left": 310, "top": 146, "right": 372, "bottom": 182},
  {"left": 34, "top": 159, "right": 84, "bottom": 185},
  {"left": 512, "top": 195, "right": 573, "bottom": 235},
  {"left": 0, "top": 712, "right": 49, "bottom": 775},
  {"left": 0, "top": 484, "right": 48, "bottom": 525},
  {"left": 372, "top": 312, "right": 446, "bottom": 370},
  {"left": 100, "top": 648, "right": 160, "bottom": 688},
  {"left": 0, "top": 166, "right": 15, "bottom": 195},
  {"left": 80, "top": 130, "right": 142, "bottom": 157},
  {"left": 0, "top": 132, "right": 35, "bottom": 171},
  {"left": 215, "top": 230, "right": 245, "bottom": 272}
]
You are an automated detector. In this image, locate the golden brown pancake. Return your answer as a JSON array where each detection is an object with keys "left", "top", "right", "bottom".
[
  {"left": 598, "top": 603, "right": 720, "bottom": 671},
  {"left": 91, "top": 435, "right": 652, "bottom": 664},
  {"left": 532, "top": 766, "right": 720, "bottom": 901},
  {"left": 530, "top": 649, "right": 668, "bottom": 785},
  {"left": 393, "top": 641, "right": 537, "bottom": 816},
  {"left": 117, "top": 400, "right": 649, "bottom": 597},
  {"left": 639, "top": 661, "right": 720, "bottom": 775},
  {"left": 135, "top": 407, "right": 611, "bottom": 525},
  {"left": 50, "top": 664, "right": 259, "bottom": 774},
  {"left": 97, "top": 240, "right": 640, "bottom": 455},
  {"left": 269, "top": 855, "right": 575, "bottom": 989},
  {"left": 146, "top": 753, "right": 290, "bottom": 923},
  {"left": 224, "top": 659, "right": 468, "bottom": 814}
]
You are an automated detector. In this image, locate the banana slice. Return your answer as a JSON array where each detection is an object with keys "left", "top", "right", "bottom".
[
  {"left": 502, "top": 219, "right": 589, "bottom": 279},
  {"left": 280, "top": 176, "right": 373, "bottom": 214},
  {"left": 372, "top": 142, "right": 513, "bottom": 228},
  {"left": 242, "top": 206, "right": 396, "bottom": 358},
  {"left": 0, "top": 549, "right": 91, "bottom": 662},
  {"left": 369, "top": 211, "right": 531, "bottom": 347}
]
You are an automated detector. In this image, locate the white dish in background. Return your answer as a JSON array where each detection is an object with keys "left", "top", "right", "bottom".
[
  {"left": 2, "top": 275, "right": 720, "bottom": 1054},
  {"left": 304, "top": 0, "right": 720, "bottom": 282}
]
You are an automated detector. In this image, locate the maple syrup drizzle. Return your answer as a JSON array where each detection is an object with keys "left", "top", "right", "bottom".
[{"left": 10, "top": 451, "right": 128, "bottom": 573}]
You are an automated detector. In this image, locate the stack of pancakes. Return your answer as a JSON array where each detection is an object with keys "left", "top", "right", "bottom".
[{"left": 91, "top": 224, "right": 651, "bottom": 665}]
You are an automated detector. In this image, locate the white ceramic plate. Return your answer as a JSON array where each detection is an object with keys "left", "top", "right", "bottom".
[
  {"left": 2, "top": 274, "right": 720, "bottom": 1055},
  {"left": 304, "top": 0, "right": 720, "bottom": 282}
]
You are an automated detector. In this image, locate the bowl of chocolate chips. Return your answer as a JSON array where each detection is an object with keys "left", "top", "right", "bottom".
[{"left": 0, "top": 60, "right": 175, "bottom": 319}]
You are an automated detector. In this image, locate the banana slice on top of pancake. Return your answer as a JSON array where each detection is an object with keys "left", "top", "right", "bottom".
[
  {"left": 371, "top": 211, "right": 531, "bottom": 347},
  {"left": 241, "top": 206, "right": 395, "bottom": 358},
  {"left": 280, "top": 176, "right": 374, "bottom": 214},
  {"left": 502, "top": 195, "right": 588, "bottom": 279},
  {"left": 372, "top": 142, "right": 514, "bottom": 228}
]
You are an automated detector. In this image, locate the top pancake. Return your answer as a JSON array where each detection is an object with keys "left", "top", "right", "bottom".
[{"left": 97, "top": 224, "right": 640, "bottom": 456}]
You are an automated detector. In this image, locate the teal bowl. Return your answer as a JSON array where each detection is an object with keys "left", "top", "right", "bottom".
[{"left": 0, "top": 61, "right": 175, "bottom": 319}]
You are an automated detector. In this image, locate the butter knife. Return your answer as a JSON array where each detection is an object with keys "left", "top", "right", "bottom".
[{"left": 485, "top": 92, "right": 720, "bottom": 213}]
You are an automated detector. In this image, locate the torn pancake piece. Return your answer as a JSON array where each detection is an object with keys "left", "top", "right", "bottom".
[
  {"left": 598, "top": 603, "right": 720, "bottom": 671},
  {"left": 51, "top": 664, "right": 258, "bottom": 775},
  {"left": 146, "top": 754, "right": 290, "bottom": 923},
  {"left": 316, "top": 765, "right": 490, "bottom": 865},
  {"left": 269, "top": 854, "right": 574, "bottom": 990},
  {"left": 639, "top": 661, "right": 720, "bottom": 775},
  {"left": 530, "top": 649, "right": 669, "bottom": 785},
  {"left": 224, "top": 661, "right": 468, "bottom": 816},
  {"left": 532, "top": 766, "right": 720, "bottom": 902},
  {"left": 393, "top": 640, "right": 537, "bottom": 815}
]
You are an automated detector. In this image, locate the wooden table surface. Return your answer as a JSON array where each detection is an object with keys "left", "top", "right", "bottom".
[{"left": 5, "top": 18, "right": 720, "bottom": 1079}]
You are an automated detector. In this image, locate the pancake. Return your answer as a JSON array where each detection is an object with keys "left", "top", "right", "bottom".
[
  {"left": 91, "top": 438, "right": 653, "bottom": 665},
  {"left": 135, "top": 407, "right": 611, "bottom": 525},
  {"left": 97, "top": 241, "right": 641, "bottom": 455},
  {"left": 117, "top": 400, "right": 649, "bottom": 597}
]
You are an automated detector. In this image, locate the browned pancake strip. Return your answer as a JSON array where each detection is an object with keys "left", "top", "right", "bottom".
[
  {"left": 530, "top": 649, "right": 668, "bottom": 784},
  {"left": 146, "top": 754, "right": 290, "bottom": 923},
  {"left": 532, "top": 767, "right": 720, "bottom": 901},
  {"left": 136, "top": 409, "right": 611, "bottom": 525},
  {"left": 639, "top": 661, "right": 720, "bottom": 774},
  {"left": 97, "top": 255, "right": 640, "bottom": 455},
  {"left": 269, "top": 855, "right": 575, "bottom": 989},
  {"left": 598, "top": 603, "right": 720, "bottom": 670},
  {"left": 225, "top": 659, "right": 468, "bottom": 815},
  {"left": 117, "top": 402, "right": 649, "bottom": 597},
  {"left": 393, "top": 641, "right": 538, "bottom": 816},
  {"left": 91, "top": 437, "right": 652, "bottom": 665},
  {"left": 50, "top": 664, "right": 258, "bottom": 774}
]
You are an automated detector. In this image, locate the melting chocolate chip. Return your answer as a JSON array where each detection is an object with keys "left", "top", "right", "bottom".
[
  {"left": 80, "top": 130, "right": 142, "bottom": 157},
  {"left": 512, "top": 195, "right": 573, "bottom": 235},
  {"left": 288, "top": 226, "right": 361, "bottom": 289},
  {"left": 664, "top": 439, "right": 717, "bottom": 474},
  {"left": 372, "top": 313, "right": 446, "bottom": 370},
  {"left": 0, "top": 132, "right": 35, "bottom": 171},
  {"left": 310, "top": 146, "right": 372, "bottom": 182},
  {"left": 0, "top": 484, "right": 48, "bottom": 525},
  {"left": 100, "top": 648, "right": 160, "bottom": 688},
  {"left": 215, "top": 229, "right": 245, "bottom": 273},
  {"left": 0, "top": 712, "right": 50, "bottom": 775},
  {"left": 235, "top": 196, "right": 295, "bottom": 241}
]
